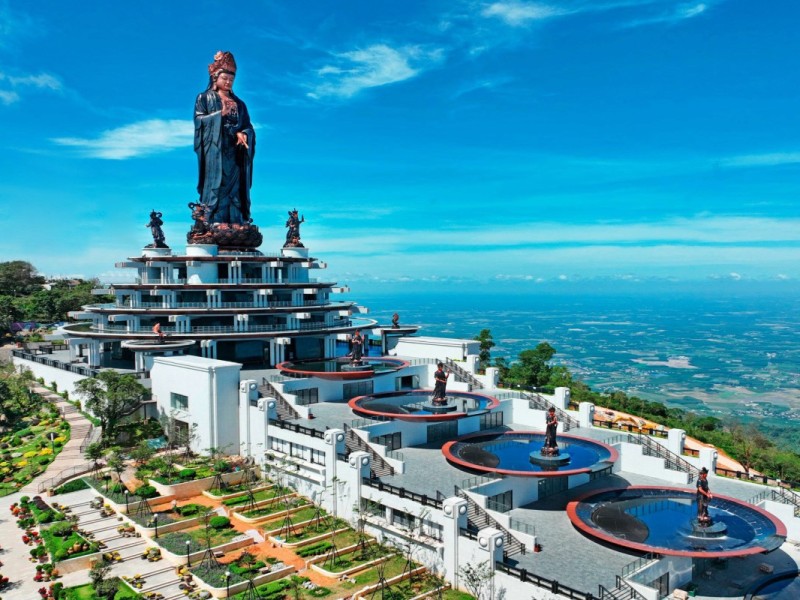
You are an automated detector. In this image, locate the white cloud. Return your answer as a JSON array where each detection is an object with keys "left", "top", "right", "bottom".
[
  {"left": 621, "top": 2, "right": 711, "bottom": 28},
  {"left": 0, "top": 70, "right": 62, "bottom": 105},
  {"left": 308, "top": 44, "right": 443, "bottom": 99},
  {"left": 481, "top": 2, "right": 569, "bottom": 26},
  {"left": 720, "top": 152, "right": 800, "bottom": 168},
  {"left": 52, "top": 119, "right": 193, "bottom": 160}
]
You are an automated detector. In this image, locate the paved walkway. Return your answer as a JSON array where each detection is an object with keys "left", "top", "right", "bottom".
[{"left": 21, "top": 385, "right": 96, "bottom": 494}]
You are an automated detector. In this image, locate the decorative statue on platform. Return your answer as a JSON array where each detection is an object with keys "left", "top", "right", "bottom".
[
  {"left": 432, "top": 362, "right": 451, "bottom": 406},
  {"left": 542, "top": 407, "right": 560, "bottom": 456},
  {"left": 190, "top": 51, "right": 262, "bottom": 249},
  {"left": 145, "top": 210, "right": 168, "bottom": 248},
  {"left": 284, "top": 209, "right": 305, "bottom": 248},
  {"left": 696, "top": 467, "right": 713, "bottom": 525},
  {"left": 350, "top": 330, "right": 364, "bottom": 365}
]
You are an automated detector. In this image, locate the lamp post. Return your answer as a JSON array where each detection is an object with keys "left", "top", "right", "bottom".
[
  {"left": 48, "top": 432, "right": 56, "bottom": 454},
  {"left": 124, "top": 489, "right": 129, "bottom": 512},
  {"left": 225, "top": 571, "right": 231, "bottom": 596},
  {"left": 153, "top": 513, "right": 159, "bottom": 539},
  {"left": 185, "top": 539, "right": 191, "bottom": 567}
]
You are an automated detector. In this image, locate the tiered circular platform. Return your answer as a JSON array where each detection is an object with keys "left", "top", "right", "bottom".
[
  {"left": 276, "top": 357, "right": 408, "bottom": 380},
  {"left": 442, "top": 431, "right": 617, "bottom": 477},
  {"left": 567, "top": 487, "right": 787, "bottom": 557},
  {"left": 349, "top": 390, "right": 499, "bottom": 422}
]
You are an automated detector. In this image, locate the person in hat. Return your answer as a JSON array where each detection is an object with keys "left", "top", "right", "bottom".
[
  {"left": 544, "top": 407, "right": 559, "bottom": 454},
  {"left": 696, "top": 467, "right": 712, "bottom": 524},
  {"left": 194, "top": 51, "right": 256, "bottom": 225}
]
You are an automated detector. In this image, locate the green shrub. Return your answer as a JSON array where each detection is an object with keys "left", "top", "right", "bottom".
[
  {"left": 209, "top": 515, "right": 231, "bottom": 530},
  {"left": 48, "top": 521, "right": 74, "bottom": 537},
  {"left": 179, "top": 468, "right": 196, "bottom": 480},
  {"left": 54, "top": 479, "right": 89, "bottom": 494},
  {"left": 296, "top": 540, "right": 332, "bottom": 557},
  {"left": 176, "top": 503, "right": 202, "bottom": 517},
  {"left": 11, "top": 436, "right": 22, "bottom": 447},
  {"left": 135, "top": 484, "right": 158, "bottom": 499},
  {"left": 38, "top": 456, "right": 51, "bottom": 465},
  {"left": 16, "top": 427, "right": 32, "bottom": 438}
]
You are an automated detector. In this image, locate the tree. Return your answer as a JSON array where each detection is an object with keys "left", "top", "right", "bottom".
[
  {"left": 458, "top": 561, "right": 494, "bottom": 600},
  {"left": 474, "top": 329, "right": 495, "bottom": 373},
  {"left": 130, "top": 440, "right": 155, "bottom": 466},
  {"left": 88, "top": 558, "right": 118, "bottom": 600},
  {"left": 106, "top": 450, "right": 126, "bottom": 487},
  {"left": 75, "top": 371, "right": 149, "bottom": 447},
  {"left": 505, "top": 342, "right": 557, "bottom": 388},
  {"left": 0, "top": 261, "right": 44, "bottom": 297}
]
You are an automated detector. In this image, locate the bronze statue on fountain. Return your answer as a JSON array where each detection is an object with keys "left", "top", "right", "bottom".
[
  {"left": 541, "top": 407, "right": 560, "bottom": 456},
  {"left": 284, "top": 209, "right": 305, "bottom": 248},
  {"left": 188, "top": 51, "right": 262, "bottom": 250}
]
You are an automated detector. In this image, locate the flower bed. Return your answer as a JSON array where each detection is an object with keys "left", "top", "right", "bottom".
[
  {"left": 227, "top": 575, "right": 313, "bottom": 600},
  {"left": 40, "top": 521, "right": 99, "bottom": 562},
  {"left": 0, "top": 401, "right": 69, "bottom": 497},
  {"left": 20, "top": 495, "right": 66, "bottom": 524},
  {"left": 84, "top": 476, "right": 150, "bottom": 505}
]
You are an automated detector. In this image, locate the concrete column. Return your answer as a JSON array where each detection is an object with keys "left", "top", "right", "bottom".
[
  {"left": 238, "top": 380, "right": 259, "bottom": 458},
  {"left": 699, "top": 447, "right": 718, "bottom": 473},
  {"left": 87, "top": 339, "right": 101, "bottom": 368},
  {"left": 348, "top": 451, "right": 371, "bottom": 518},
  {"left": 668, "top": 428, "right": 686, "bottom": 456},
  {"left": 578, "top": 402, "right": 595, "bottom": 428},
  {"left": 553, "top": 387, "right": 571, "bottom": 410},
  {"left": 324, "top": 429, "right": 346, "bottom": 517},
  {"left": 441, "top": 497, "right": 468, "bottom": 586},
  {"left": 477, "top": 527, "right": 504, "bottom": 599}
]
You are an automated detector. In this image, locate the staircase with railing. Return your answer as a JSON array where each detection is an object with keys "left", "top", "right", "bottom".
[
  {"left": 443, "top": 358, "right": 484, "bottom": 390},
  {"left": 626, "top": 433, "right": 699, "bottom": 483},
  {"left": 343, "top": 424, "right": 395, "bottom": 478},
  {"left": 750, "top": 486, "right": 800, "bottom": 517},
  {"left": 258, "top": 378, "right": 301, "bottom": 421},
  {"left": 519, "top": 390, "right": 579, "bottom": 431},
  {"left": 454, "top": 487, "right": 526, "bottom": 558},
  {"left": 598, "top": 576, "right": 647, "bottom": 600}
]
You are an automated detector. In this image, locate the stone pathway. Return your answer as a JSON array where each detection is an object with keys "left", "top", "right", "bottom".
[{"left": 21, "top": 385, "right": 97, "bottom": 495}]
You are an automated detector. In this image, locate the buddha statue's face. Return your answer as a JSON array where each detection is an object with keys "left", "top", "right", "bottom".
[{"left": 215, "top": 72, "right": 235, "bottom": 93}]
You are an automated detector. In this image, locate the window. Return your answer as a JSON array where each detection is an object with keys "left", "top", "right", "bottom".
[
  {"left": 271, "top": 438, "right": 289, "bottom": 454},
  {"left": 311, "top": 449, "right": 325, "bottom": 465},
  {"left": 290, "top": 442, "right": 306, "bottom": 459},
  {"left": 371, "top": 432, "right": 402, "bottom": 452},
  {"left": 421, "top": 519, "right": 443, "bottom": 541},
  {"left": 487, "top": 490, "right": 512, "bottom": 513},
  {"left": 170, "top": 392, "right": 188, "bottom": 411},
  {"left": 295, "top": 387, "right": 319, "bottom": 406},
  {"left": 343, "top": 381, "right": 373, "bottom": 401},
  {"left": 479, "top": 411, "right": 503, "bottom": 430},
  {"left": 395, "top": 375, "right": 419, "bottom": 390},
  {"left": 392, "top": 508, "right": 415, "bottom": 531},
  {"left": 427, "top": 421, "right": 457, "bottom": 443}
]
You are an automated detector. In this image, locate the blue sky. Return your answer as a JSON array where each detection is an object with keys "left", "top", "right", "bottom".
[{"left": 2, "top": 0, "right": 800, "bottom": 290}]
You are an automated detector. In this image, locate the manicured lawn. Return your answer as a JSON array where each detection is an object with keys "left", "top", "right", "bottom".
[
  {"left": 278, "top": 517, "right": 348, "bottom": 543},
  {"left": 319, "top": 543, "right": 393, "bottom": 573},
  {"left": 222, "top": 485, "right": 290, "bottom": 506}
]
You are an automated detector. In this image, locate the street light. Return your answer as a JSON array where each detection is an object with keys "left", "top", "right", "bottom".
[
  {"left": 225, "top": 571, "right": 231, "bottom": 596},
  {"left": 185, "top": 539, "right": 191, "bottom": 567},
  {"left": 153, "top": 513, "right": 159, "bottom": 539},
  {"left": 48, "top": 432, "right": 56, "bottom": 454},
  {"left": 124, "top": 489, "right": 129, "bottom": 512}
]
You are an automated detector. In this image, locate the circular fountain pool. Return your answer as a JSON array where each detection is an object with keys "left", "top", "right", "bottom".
[
  {"left": 349, "top": 390, "right": 499, "bottom": 422},
  {"left": 277, "top": 357, "right": 408, "bottom": 380},
  {"left": 442, "top": 431, "right": 618, "bottom": 477},
  {"left": 567, "top": 487, "right": 786, "bottom": 557}
]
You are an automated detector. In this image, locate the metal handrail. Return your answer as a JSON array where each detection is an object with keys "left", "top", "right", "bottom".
[
  {"left": 627, "top": 433, "right": 699, "bottom": 482},
  {"left": 620, "top": 553, "right": 660, "bottom": 579},
  {"left": 495, "top": 561, "right": 598, "bottom": 600},
  {"left": 37, "top": 462, "right": 94, "bottom": 493}
]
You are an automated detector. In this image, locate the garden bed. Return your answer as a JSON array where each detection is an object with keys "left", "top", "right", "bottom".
[
  {"left": 40, "top": 521, "right": 100, "bottom": 563},
  {"left": 234, "top": 496, "right": 310, "bottom": 523},
  {"left": 61, "top": 577, "right": 142, "bottom": 599},
  {"left": 0, "top": 398, "right": 69, "bottom": 497}
]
